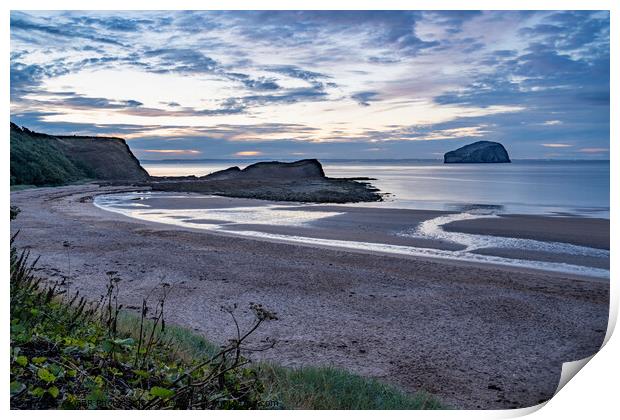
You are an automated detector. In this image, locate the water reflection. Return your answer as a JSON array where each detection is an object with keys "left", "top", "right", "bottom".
[
  {"left": 94, "top": 192, "right": 609, "bottom": 279},
  {"left": 142, "top": 160, "right": 610, "bottom": 218}
]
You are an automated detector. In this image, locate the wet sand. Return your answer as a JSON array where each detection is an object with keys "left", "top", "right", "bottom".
[
  {"left": 10, "top": 184, "right": 609, "bottom": 409},
  {"left": 444, "top": 215, "right": 609, "bottom": 250},
  {"left": 96, "top": 192, "right": 609, "bottom": 274}
]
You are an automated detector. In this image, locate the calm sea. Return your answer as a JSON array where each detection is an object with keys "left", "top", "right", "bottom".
[{"left": 141, "top": 160, "right": 610, "bottom": 218}]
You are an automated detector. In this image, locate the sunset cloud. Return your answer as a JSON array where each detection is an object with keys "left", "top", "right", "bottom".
[
  {"left": 140, "top": 149, "right": 201, "bottom": 155},
  {"left": 234, "top": 151, "right": 263, "bottom": 157}
]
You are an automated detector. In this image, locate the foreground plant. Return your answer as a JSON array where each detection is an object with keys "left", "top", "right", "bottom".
[{"left": 9, "top": 234, "right": 275, "bottom": 409}]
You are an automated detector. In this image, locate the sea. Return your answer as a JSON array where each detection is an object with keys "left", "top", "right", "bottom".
[{"left": 142, "top": 159, "right": 610, "bottom": 218}]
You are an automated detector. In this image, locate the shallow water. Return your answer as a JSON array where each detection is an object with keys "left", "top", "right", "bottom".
[
  {"left": 94, "top": 192, "right": 609, "bottom": 279},
  {"left": 143, "top": 160, "right": 610, "bottom": 218}
]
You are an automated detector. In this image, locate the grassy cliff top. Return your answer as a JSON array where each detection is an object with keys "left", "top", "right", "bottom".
[{"left": 10, "top": 123, "right": 149, "bottom": 186}]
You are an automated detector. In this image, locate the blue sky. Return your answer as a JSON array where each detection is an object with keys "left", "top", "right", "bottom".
[{"left": 10, "top": 10, "right": 610, "bottom": 160}]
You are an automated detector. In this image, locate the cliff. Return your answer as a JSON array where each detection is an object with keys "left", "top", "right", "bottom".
[
  {"left": 444, "top": 141, "right": 511, "bottom": 164},
  {"left": 10, "top": 123, "right": 149, "bottom": 186}
]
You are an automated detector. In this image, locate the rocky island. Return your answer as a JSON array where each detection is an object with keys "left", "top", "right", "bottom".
[
  {"left": 10, "top": 123, "right": 382, "bottom": 203},
  {"left": 444, "top": 141, "right": 511, "bottom": 163}
]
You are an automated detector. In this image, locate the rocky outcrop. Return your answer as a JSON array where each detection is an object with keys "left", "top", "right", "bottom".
[
  {"left": 203, "top": 166, "right": 241, "bottom": 180},
  {"left": 10, "top": 123, "right": 149, "bottom": 186},
  {"left": 444, "top": 141, "right": 511, "bottom": 163},
  {"left": 148, "top": 159, "right": 381, "bottom": 203},
  {"left": 205, "top": 159, "right": 325, "bottom": 181}
]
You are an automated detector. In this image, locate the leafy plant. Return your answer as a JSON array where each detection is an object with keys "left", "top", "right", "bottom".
[{"left": 10, "top": 233, "right": 274, "bottom": 409}]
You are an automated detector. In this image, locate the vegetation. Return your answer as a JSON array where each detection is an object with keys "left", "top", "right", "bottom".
[
  {"left": 259, "top": 364, "right": 442, "bottom": 410},
  {"left": 10, "top": 238, "right": 273, "bottom": 409},
  {"left": 10, "top": 206, "right": 21, "bottom": 220},
  {"left": 117, "top": 312, "right": 443, "bottom": 410},
  {"left": 10, "top": 207, "right": 442, "bottom": 410},
  {"left": 10, "top": 123, "right": 150, "bottom": 186},
  {"left": 10, "top": 124, "right": 88, "bottom": 186}
]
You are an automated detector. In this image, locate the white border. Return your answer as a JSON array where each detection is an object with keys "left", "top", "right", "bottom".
[{"left": 3, "top": 1, "right": 616, "bottom": 419}]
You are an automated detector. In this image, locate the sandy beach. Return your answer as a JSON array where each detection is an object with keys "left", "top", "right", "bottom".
[{"left": 10, "top": 184, "right": 609, "bottom": 409}]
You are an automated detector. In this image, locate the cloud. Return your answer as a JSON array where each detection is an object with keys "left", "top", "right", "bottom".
[
  {"left": 234, "top": 150, "right": 262, "bottom": 156},
  {"left": 417, "top": 126, "right": 489, "bottom": 141},
  {"left": 226, "top": 73, "right": 280, "bottom": 91},
  {"left": 143, "top": 48, "right": 218, "bottom": 74},
  {"left": 140, "top": 149, "right": 201, "bottom": 155},
  {"left": 215, "top": 11, "right": 442, "bottom": 60},
  {"left": 265, "top": 65, "right": 329, "bottom": 83},
  {"left": 422, "top": 10, "right": 483, "bottom": 34},
  {"left": 10, "top": 61, "right": 71, "bottom": 96},
  {"left": 224, "top": 88, "right": 330, "bottom": 110},
  {"left": 69, "top": 15, "right": 158, "bottom": 33},
  {"left": 351, "top": 91, "right": 379, "bottom": 107},
  {"left": 56, "top": 95, "right": 144, "bottom": 109},
  {"left": 541, "top": 143, "right": 572, "bottom": 148},
  {"left": 9, "top": 10, "right": 610, "bottom": 159},
  {"left": 579, "top": 148, "right": 609, "bottom": 153},
  {"left": 10, "top": 13, "right": 126, "bottom": 46},
  {"left": 519, "top": 11, "right": 609, "bottom": 51}
]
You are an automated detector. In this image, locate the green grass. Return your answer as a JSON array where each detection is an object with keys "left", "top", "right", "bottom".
[
  {"left": 258, "top": 364, "right": 442, "bottom": 410},
  {"left": 10, "top": 178, "right": 98, "bottom": 192},
  {"left": 10, "top": 125, "right": 88, "bottom": 186},
  {"left": 10, "top": 184, "right": 38, "bottom": 191},
  {"left": 115, "top": 312, "right": 442, "bottom": 410},
  {"left": 116, "top": 311, "right": 221, "bottom": 362},
  {"left": 116, "top": 311, "right": 442, "bottom": 409}
]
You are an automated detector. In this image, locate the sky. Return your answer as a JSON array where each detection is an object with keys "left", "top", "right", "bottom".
[{"left": 10, "top": 10, "right": 610, "bottom": 160}]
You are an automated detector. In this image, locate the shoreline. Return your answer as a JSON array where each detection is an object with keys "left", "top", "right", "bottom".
[
  {"left": 9, "top": 184, "right": 610, "bottom": 409},
  {"left": 94, "top": 189, "right": 610, "bottom": 279}
]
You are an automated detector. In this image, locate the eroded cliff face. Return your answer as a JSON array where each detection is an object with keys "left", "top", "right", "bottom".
[
  {"left": 10, "top": 123, "right": 149, "bottom": 185},
  {"left": 444, "top": 141, "right": 511, "bottom": 164},
  {"left": 53, "top": 135, "right": 149, "bottom": 181}
]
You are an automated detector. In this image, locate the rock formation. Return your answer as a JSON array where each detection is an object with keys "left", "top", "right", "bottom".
[
  {"left": 148, "top": 159, "right": 381, "bottom": 203},
  {"left": 444, "top": 141, "right": 511, "bottom": 163},
  {"left": 206, "top": 159, "right": 325, "bottom": 181}
]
